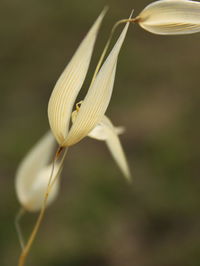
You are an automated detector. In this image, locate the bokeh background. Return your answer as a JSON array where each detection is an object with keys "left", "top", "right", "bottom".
[{"left": 1, "top": 0, "right": 200, "bottom": 265}]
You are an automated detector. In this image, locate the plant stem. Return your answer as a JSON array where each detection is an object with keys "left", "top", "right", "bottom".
[
  {"left": 90, "top": 15, "right": 137, "bottom": 87},
  {"left": 18, "top": 146, "right": 67, "bottom": 266},
  {"left": 17, "top": 13, "right": 138, "bottom": 266},
  {"left": 18, "top": 198, "right": 46, "bottom": 266},
  {"left": 15, "top": 207, "right": 26, "bottom": 250}
]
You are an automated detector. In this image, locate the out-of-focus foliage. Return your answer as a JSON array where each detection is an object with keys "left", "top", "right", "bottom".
[{"left": 1, "top": 0, "right": 200, "bottom": 265}]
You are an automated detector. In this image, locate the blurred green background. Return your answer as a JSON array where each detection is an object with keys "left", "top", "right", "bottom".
[{"left": 1, "top": 0, "right": 200, "bottom": 265}]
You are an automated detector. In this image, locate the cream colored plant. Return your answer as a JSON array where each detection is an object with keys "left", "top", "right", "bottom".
[
  {"left": 16, "top": 1, "right": 200, "bottom": 265},
  {"left": 15, "top": 132, "right": 61, "bottom": 250},
  {"left": 72, "top": 102, "right": 130, "bottom": 179},
  {"left": 17, "top": 10, "right": 132, "bottom": 266},
  {"left": 48, "top": 10, "right": 131, "bottom": 149},
  {"left": 15, "top": 132, "right": 59, "bottom": 213},
  {"left": 16, "top": 132, "right": 66, "bottom": 266},
  {"left": 47, "top": 8, "right": 132, "bottom": 182},
  {"left": 135, "top": 0, "right": 200, "bottom": 35}
]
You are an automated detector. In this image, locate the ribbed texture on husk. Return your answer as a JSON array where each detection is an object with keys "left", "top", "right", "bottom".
[
  {"left": 64, "top": 16, "right": 131, "bottom": 147},
  {"left": 138, "top": 0, "right": 200, "bottom": 35},
  {"left": 48, "top": 9, "right": 107, "bottom": 145}
]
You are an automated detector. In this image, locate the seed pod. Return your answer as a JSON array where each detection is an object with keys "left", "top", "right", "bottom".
[
  {"left": 137, "top": 0, "right": 200, "bottom": 35},
  {"left": 64, "top": 16, "right": 131, "bottom": 147},
  {"left": 48, "top": 9, "right": 107, "bottom": 146},
  {"left": 15, "top": 132, "right": 60, "bottom": 212}
]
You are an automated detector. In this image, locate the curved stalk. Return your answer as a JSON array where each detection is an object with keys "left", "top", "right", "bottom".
[
  {"left": 17, "top": 14, "right": 138, "bottom": 266},
  {"left": 15, "top": 207, "right": 26, "bottom": 250},
  {"left": 90, "top": 16, "right": 137, "bottom": 87},
  {"left": 18, "top": 147, "right": 68, "bottom": 266}
]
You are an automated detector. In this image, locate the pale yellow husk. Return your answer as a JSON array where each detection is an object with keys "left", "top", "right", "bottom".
[
  {"left": 72, "top": 110, "right": 131, "bottom": 180},
  {"left": 15, "top": 132, "right": 60, "bottom": 212},
  {"left": 48, "top": 9, "right": 107, "bottom": 145},
  {"left": 90, "top": 116, "right": 131, "bottom": 180},
  {"left": 64, "top": 16, "right": 131, "bottom": 147},
  {"left": 137, "top": 0, "right": 200, "bottom": 35}
]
